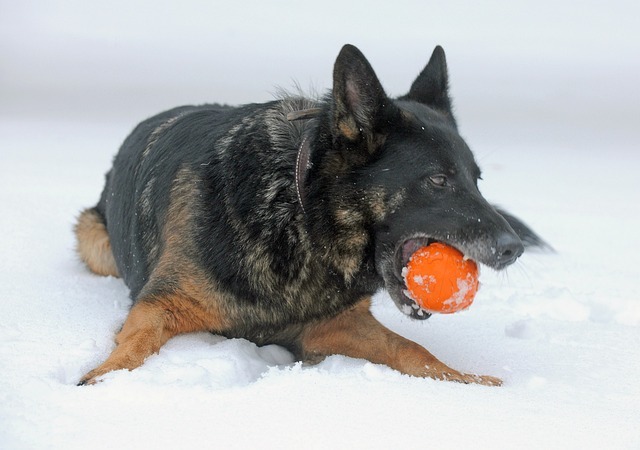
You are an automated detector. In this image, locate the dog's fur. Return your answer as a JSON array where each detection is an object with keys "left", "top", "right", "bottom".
[{"left": 76, "top": 45, "right": 545, "bottom": 386}]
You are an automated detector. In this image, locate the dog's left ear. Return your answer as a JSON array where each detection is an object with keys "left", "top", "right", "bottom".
[
  {"left": 332, "top": 44, "right": 391, "bottom": 144},
  {"left": 402, "top": 46, "right": 455, "bottom": 121}
]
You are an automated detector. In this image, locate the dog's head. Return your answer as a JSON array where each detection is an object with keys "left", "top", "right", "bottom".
[{"left": 324, "top": 44, "right": 524, "bottom": 319}]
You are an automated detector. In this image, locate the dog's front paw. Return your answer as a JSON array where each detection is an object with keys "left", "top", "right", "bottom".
[
  {"left": 448, "top": 372, "right": 503, "bottom": 386},
  {"left": 468, "top": 373, "right": 503, "bottom": 386},
  {"left": 77, "top": 370, "right": 102, "bottom": 386},
  {"left": 422, "top": 362, "right": 502, "bottom": 386}
]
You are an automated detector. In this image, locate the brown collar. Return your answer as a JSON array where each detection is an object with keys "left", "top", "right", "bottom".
[
  {"left": 295, "top": 136, "right": 312, "bottom": 214},
  {"left": 288, "top": 108, "right": 321, "bottom": 214}
]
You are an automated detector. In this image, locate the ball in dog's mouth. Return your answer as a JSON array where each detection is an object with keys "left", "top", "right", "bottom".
[
  {"left": 390, "top": 236, "right": 478, "bottom": 319},
  {"left": 403, "top": 242, "right": 479, "bottom": 313},
  {"left": 389, "top": 236, "right": 438, "bottom": 319}
]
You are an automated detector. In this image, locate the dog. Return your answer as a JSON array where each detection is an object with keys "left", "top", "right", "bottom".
[{"left": 75, "top": 44, "right": 546, "bottom": 386}]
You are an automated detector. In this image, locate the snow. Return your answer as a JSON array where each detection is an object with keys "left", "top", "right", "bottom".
[
  {"left": 445, "top": 276, "right": 473, "bottom": 310},
  {"left": 1, "top": 1, "right": 640, "bottom": 449}
]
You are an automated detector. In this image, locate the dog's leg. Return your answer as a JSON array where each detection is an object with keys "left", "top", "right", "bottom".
[
  {"left": 299, "top": 298, "right": 501, "bottom": 386},
  {"left": 78, "top": 293, "right": 225, "bottom": 385},
  {"left": 75, "top": 207, "right": 119, "bottom": 277}
]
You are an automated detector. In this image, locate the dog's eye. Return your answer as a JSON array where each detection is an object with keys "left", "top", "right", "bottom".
[{"left": 429, "top": 175, "right": 448, "bottom": 187}]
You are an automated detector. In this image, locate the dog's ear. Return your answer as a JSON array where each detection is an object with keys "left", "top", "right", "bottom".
[
  {"left": 332, "top": 44, "right": 390, "bottom": 143},
  {"left": 402, "top": 46, "right": 454, "bottom": 117}
]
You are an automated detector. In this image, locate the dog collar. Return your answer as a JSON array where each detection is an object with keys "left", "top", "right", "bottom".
[
  {"left": 295, "top": 136, "right": 312, "bottom": 214},
  {"left": 288, "top": 107, "right": 321, "bottom": 214}
]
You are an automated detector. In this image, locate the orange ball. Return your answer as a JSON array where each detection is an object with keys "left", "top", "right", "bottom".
[{"left": 403, "top": 242, "right": 479, "bottom": 314}]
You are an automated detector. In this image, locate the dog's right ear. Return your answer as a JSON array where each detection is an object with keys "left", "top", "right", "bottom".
[
  {"left": 332, "top": 44, "right": 390, "bottom": 144},
  {"left": 402, "top": 46, "right": 455, "bottom": 120}
]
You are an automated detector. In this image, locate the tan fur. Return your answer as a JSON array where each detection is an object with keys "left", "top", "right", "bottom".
[
  {"left": 75, "top": 208, "right": 119, "bottom": 277},
  {"left": 338, "top": 118, "right": 360, "bottom": 140},
  {"left": 330, "top": 208, "right": 368, "bottom": 280},
  {"left": 300, "top": 298, "right": 502, "bottom": 386},
  {"left": 146, "top": 166, "right": 235, "bottom": 328},
  {"left": 79, "top": 168, "right": 232, "bottom": 385},
  {"left": 78, "top": 295, "right": 228, "bottom": 385}
]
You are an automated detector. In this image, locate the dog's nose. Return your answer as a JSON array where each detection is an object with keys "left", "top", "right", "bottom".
[{"left": 494, "top": 232, "right": 524, "bottom": 268}]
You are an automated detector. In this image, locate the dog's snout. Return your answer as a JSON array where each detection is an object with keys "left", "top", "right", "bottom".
[{"left": 495, "top": 232, "right": 524, "bottom": 267}]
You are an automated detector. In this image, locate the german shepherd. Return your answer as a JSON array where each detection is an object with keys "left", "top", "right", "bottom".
[{"left": 76, "top": 44, "right": 545, "bottom": 386}]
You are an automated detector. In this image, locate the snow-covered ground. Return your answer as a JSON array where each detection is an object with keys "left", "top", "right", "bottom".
[{"left": 1, "top": 2, "right": 639, "bottom": 449}]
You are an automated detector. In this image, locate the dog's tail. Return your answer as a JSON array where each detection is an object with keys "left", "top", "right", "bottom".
[
  {"left": 495, "top": 207, "right": 553, "bottom": 251},
  {"left": 75, "top": 207, "right": 120, "bottom": 277}
]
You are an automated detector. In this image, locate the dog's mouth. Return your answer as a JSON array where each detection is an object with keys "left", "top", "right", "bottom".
[{"left": 386, "top": 236, "right": 475, "bottom": 320}]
